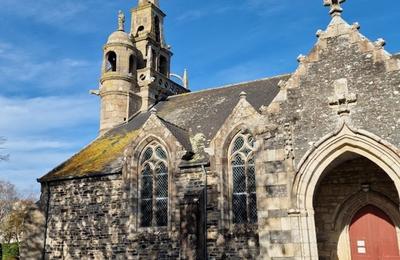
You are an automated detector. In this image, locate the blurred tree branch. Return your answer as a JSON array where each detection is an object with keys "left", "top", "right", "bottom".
[{"left": 1, "top": 181, "right": 36, "bottom": 245}]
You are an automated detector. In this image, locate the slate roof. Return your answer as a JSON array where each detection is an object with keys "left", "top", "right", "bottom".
[
  {"left": 156, "top": 74, "right": 289, "bottom": 142},
  {"left": 39, "top": 74, "right": 290, "bottom": 182}
]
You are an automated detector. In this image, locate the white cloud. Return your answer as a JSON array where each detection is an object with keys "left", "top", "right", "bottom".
[
  {"left": 175, "top": 0, "right": 288, "bottom": 22},
  {"left": 0, "top": 0, "right": 87, "bottom": 30},
  {"left": 0, "top": 95, "right": 98, "bottom": 135},
  {"left": 0, "top": 95, "right": 99, "bottom": 196},
  {"left": 4, "top": 139, "right": 78, "bottom": 152},
  {"left": 0, "top": 41, "right": 98, "bottom": 93},
  {"left": 0, "top": 0, "right": 119, "bottom": 32},
  {"left": 211, "top": 61, "right": 270, "bottom": 85},
  {"left": 176, "top": 5, "right": 236, "bottom": 21}
]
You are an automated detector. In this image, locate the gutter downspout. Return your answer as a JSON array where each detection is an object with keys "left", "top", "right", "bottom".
[
  {"left": 42, "top": 182, "right": 50, "bottom": 260},
  {"left": 201, "top": 164, "right": 208, "bottom": 260}
]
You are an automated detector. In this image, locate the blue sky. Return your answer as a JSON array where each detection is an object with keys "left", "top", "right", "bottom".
[{"left": 0, "top": 0, "right": 399, "bottom": 197}]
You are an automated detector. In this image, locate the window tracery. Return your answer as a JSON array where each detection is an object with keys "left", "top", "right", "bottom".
[
  {"left": 230, "top": 132, "right": 258, "bottom": 224},
  {"left": 139, "top": 142, "right": 169, "bottom": 227}
]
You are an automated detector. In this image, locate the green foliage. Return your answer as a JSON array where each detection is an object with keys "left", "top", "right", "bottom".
[{"left": 1, "top": 242, "right": 19, "bottom": 260}]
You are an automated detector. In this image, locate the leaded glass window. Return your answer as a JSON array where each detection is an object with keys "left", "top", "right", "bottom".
[
  {"left": 139, "top": 142, "right": 169, "bottom": 227},
  {"left": 230, "top": 132, "right": 258, "bottom": 224}
]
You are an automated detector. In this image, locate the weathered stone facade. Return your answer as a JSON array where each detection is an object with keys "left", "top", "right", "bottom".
[{"left": 24, "top": 0, "right": 400, "bottom": 259}]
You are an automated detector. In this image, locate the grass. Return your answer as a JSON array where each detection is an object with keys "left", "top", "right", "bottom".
[{"left": 1, "top": 243, "right": 19, "bottom": 260}]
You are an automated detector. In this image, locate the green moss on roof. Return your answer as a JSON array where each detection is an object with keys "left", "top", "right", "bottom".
[{"left": 41, "top": 131, "right": 139, "bottom": 181}]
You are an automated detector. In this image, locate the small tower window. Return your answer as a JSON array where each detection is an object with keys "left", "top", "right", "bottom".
[
  {"left": 159, "top": 55, "right": 168, "bottom": 76},
  {"left": 129, "top": 55, "right": 135, "bottom": 75},
  {"left": 106, "top": 51, "right": 117, "bottom": 72},
  {"left": 154, "top": 16, "right": 161, "bottom": 43},
  {"left": 136, "top": 25, "right": 145, "bottom": 37},
  {"left": 230, "top": 131, "right": 258, "bottom": 224}
]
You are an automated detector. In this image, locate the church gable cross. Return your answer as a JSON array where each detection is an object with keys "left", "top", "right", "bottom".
[
  {"left": 328, "top": 78, "right": 357, "bottom": 116},
  {"left": 324, "top": 0, "right": 346, "bottom": 17}
]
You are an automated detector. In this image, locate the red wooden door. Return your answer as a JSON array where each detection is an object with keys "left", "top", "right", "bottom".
[{"left": 350, "top": 205, "right": 400, "bottom": 260}]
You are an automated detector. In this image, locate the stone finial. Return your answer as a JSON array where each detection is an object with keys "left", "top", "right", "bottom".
[
  {"left": 351, "top": 22, "right": 361, "bottom": 30},
  {"left": 183, "top": 69, "right": 189, "bottom": 89},
  {"left": 278, "top": 80, "right": 286, "bottom": 88},
  {"left": 374, "top": 38, "right": 386, "bottom": 49},
  {"left": 150, "top": 107, "right": 157, "bottom": 115},
  {"left": 297, "top": 54, "right": 306, "bottom": 63},
  {"left": 118, "top": 10, "right": 125, "bottom": 31},
  {"left": 239, "top": 91, "right": 247, "bottom": 100},
  {"left": 323, "top": 0, "right": 346, "bottom": 17},
  {"left": 139, "top": 0, "right": 159, "bottom": 7}
]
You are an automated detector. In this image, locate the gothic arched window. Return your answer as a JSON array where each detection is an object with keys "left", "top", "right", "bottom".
[
  {"left": 139, "top": 142, "right": 169, "bottom": 227},
  {"left": 230, "top": 131, "right": 258, "bottom": 224}
]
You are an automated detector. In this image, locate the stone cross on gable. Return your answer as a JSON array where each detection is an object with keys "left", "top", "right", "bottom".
[
  {"left": 324, "top": 0, "right": 346, "bottom": 17},
  {"left": 329, "top": 78, "right": 357, "bottom": 116}
]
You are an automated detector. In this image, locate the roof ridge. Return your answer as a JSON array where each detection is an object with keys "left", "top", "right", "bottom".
[
  {"left": 157, "top": 116, "right": 189, "bottom": 132},
  {"left": 109, "top": 111, "right": 148, "bottom": 134},
  {"left": 167, "top": 73, "right": 291, "bottom": 100}
]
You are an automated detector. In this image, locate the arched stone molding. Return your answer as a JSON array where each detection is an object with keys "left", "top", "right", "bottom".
[
  {"left": 221, "top": 123, "right": 259, "bottom": 157},
  {"left": 123, "top": 132, "right": 182, "bottom": 239},
  {"left": 125, "top": 134, "right": 173, "bottom": 180},
  {"left": 291, "top": 122, "right": 400, "bottom": 259},
  {"left": 333, "top": 191, "right": 400, "bottom": 259},
  {"left": 210, "top": 122, "right": 264, "bottom": 257},
  {"left": 215, "top": 123, "right": 260, "bottom": 230}
]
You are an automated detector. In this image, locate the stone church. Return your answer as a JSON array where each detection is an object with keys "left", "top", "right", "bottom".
[{"left": 23, "top": 0, "right": 400, "bottom": 259}]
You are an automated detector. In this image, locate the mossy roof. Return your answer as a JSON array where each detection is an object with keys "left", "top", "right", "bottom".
[
  {"left": 40, "top": 131, "right": 139, "bottom": 182},
  {"left": 40, "top": 74, "right": 289, "bottom": 182}
]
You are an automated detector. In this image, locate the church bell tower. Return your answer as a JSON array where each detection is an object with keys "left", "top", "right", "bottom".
[
  {"left": 95, "top": 1, "right": 189, "bottom": 135},
  {"left": 98, "top": 11, "right": 141, "bottom": 135},
  {"left": 130, "top": 0, "right": 187, "bottom": 110}
]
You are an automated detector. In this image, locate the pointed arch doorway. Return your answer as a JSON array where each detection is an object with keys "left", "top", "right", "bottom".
[
  {"left": 293, "top": 125, "right": 400, "bottom": 259},
  {"left": 350, "top": 205, "right": 400, "bottom": 259}
]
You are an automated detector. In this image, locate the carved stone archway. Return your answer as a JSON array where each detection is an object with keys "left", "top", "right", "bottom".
[
  {"left": 292, "top": 123, "right": 400, "bottom": 259},
  {"left": 333, "top": 191, "right": 400, "bottom": 259}
]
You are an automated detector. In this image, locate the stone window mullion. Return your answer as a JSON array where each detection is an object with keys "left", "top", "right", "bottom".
[
  {"left": 151, "top": 165, "right": 157, "bottom": 227},
  {"left": 245, "top": 159, "right": 250, "bottom": 223}
]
